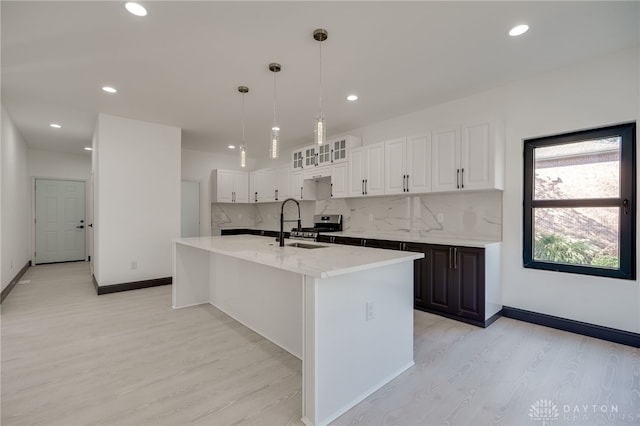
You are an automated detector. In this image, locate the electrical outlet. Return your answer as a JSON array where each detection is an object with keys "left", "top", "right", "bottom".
[
  {"left": 131, "top": 261, "right": 138, "bottom": 270},
  {"left": 366, "top": 301, "right": 375, "bottom": 321},
  {"left": 437, "top": 213, "right": 444, "bottom": 223}
]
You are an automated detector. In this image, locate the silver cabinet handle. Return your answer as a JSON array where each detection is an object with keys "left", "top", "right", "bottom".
[
  {"left": 461, "top": 168, "right": 464, "bottom": 189},
  {"left": 406, "top": 174, "right": 409, "bottom": 192},
  {"left": 456, "top": 169, "right": 460, "bottom": 189},
  {"left": 362, "top": 179, "right": 365, "bottom": 195},
  {"left": 449, "top": 247, "right": 453, "bottom": 269},
  {"left": 275, "top": 189, "right": 278, "bottom": 201},
  {"left": 330, "top": 183, "right": 333, "bottom": 197},
  {"left": 300, "top": 186, "right": 303, "bottom": 199},
  {"left": 254, "top": 192, "right": 258, "bottom": 202},
  {"left": 365, "top": 179, "right": 368, "bottom": 195}
]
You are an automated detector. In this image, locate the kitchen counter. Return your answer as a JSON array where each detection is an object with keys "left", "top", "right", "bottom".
[
  {"left": 327, "top": 230, "right": 500, "bottom": 248},
  {"left": 176, "top": 234, "right": 423, "bottom": 278},
  {"left": 173, "top": 234, "right": 421, "bottom": 426},
  {"left": 219, "top": 227, "right": 500, "bottom": 248}
]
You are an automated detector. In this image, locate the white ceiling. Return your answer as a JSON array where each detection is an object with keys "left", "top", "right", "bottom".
[{"left": 2, "top": 1, "right": 638, "bottom": 159}]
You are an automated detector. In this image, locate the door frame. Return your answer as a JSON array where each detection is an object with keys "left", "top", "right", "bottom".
[
  {"left": 181, "top": 179, "right": 201, "bottom": 237},
  {"left": 31, "top": 176, "right": 89, "bottom": 265}
]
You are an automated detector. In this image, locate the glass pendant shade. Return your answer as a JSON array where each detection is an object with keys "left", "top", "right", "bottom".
[
  {"left": 313, "top": 29, "right": 328, "bottom": 146},
  {"left": 268, "top": 63, "right": 281, "bottom": 160},
  {"left": 270, "top": 126, "right": 280, "bottom": 159},
  {"left": 239, "top": 145, "right": 247, "bottom": 168},
  {"left": 315, "top": 114, "right": 326, "bottom": 146},
  {"left": 238, "top": 85, "right": 249, "bottom": 168}
]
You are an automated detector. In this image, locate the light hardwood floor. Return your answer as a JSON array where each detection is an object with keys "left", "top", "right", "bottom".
[{"left": 2, "top": 262, "right": 639, "bottom": 426}]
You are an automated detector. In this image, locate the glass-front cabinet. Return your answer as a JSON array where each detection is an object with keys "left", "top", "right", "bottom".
[{"left": 292, "top": 149, "right": 304, "bottom": 169}]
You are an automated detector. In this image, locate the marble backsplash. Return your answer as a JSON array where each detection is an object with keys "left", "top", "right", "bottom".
[
  {"left": 213, "top": 191, "right": 502, "bottom": 241},
  {"left": 316, "top": 191, "right": 502, "bottom": 241}
]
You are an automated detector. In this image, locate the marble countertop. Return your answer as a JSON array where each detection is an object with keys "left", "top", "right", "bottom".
[
  {"left": 327, "top": 230, "right": 501, "bottom": 248},
  {"left": 175, "top": 235, "right": 423, "bottom": 279}
]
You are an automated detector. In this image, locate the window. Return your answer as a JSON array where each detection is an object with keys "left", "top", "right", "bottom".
[{"left": 523, "top": 123, "right": 636, "bottom": 279}]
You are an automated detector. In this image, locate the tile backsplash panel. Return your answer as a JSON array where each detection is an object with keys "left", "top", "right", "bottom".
[
  {"left": 316, "top": 191, "right": 502, "bottom": 240},
  {"left": 213, "top": 191, "right": 502, "bottom": 241}
]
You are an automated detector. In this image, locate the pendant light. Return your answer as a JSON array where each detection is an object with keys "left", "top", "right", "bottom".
[
  {"left": 269, "top": 63, "right": 281, "bottom": 160},
  {"left": 238, "top": 86, "right": 249, "bottom": 168},
  {"left": 313, "top": 28, "right": 328, "bottom": 146}
]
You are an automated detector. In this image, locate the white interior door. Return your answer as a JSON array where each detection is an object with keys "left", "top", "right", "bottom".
[
  {"left": 35, "top": 179, "right": 86, "bottom": 264},
  {"left": 181, "top": 180, "right": 200, "bottom": 237}
]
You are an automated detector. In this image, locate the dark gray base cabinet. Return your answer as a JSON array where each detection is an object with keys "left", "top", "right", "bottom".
[{"left": 318, "top": 235, "right": 495, "bottom": 327}]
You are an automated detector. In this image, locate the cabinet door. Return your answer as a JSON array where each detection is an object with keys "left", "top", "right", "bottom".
[
  {"left": 404, "top": 242, "right": 429, "bottom": 309},
  {"left": 249, "top": 171, "right": 259, "bottom": 203},
  {"left": 365, "top": 142, "right": 385, "bottom": 196},
  {"left": 291, "top": 171, "right": 304, "bottom": 200},
  {"left": 425, "top": 245, "right": 457, "bottom": 314},
  {"left": 453, "top": 247, "right": 485, "bottom": 321},
  {"left": 292, "top": 149, "right": 304, "bottom": 169},
  {"left": 330, "top": 162, "right": 348, "bottom": 198},
  {"left": 348, "top": 147, "right": 365, "bottom": 197},
  {"left": 317, "top": 143, "right": 332, "bottom": 166},
  {"left": 407, "top": 134, "right": 431, "bottom": 193},
  {"left": 261, "top": 169, "right": 277, "bottom": 202},
  {"left": 331, "top": 138, "right": 347, "bottom": 163},
  {"left": 431, "top": 128, "right": 460, "bottom": 192},
  {"left": 304, "top": 145, "right": 317, "bottom": 168},
  {"left": 276, "top": 166, "right": 290, "bottom": 201},
  {"left": 215, "top": 170, "right": 234, "bottom": 203},
  {"left": 384, "top": 137, "right": 407, "bottom": 194},
  {"left": 461, "top": 122, "right": 493, "bottom": 191},
  {"left": 233, "top": 171, "right": 249, "bottom": 203}
]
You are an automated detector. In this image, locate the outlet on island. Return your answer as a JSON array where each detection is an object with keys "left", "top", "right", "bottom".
[{"left": 366, "top": 300, "right": 376, "bottom": 321}]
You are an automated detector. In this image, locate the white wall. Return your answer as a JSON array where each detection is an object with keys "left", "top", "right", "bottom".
[
  {"left": 94, "top": 114, "right": 181, "bottom": 286},
  {"left": 320, "top": 47, "right": 637, "bottom": 333},
  {"left": 1, "top": 106, "right": 30, "bottom": 291},
  {"left": 27, "top": 149, "right": 92, "bottom": 263},
  {"left": 181, "top": 148, "right": 256, "bottom": 236}
]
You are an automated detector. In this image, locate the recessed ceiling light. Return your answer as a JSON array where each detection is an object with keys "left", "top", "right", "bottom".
[
  {"left": 509, "top": 24, "right": 529, "bottom": 37},
  {"left": 125, "top": 2, "right": 147, "bottom": 17},
  {"left": 50, "top": 123, "right": 61, "bottom": 129},
  {"left": 228, "top": 145, "right": 236, "bottom": 149},
  {"left": 84, "top": 147, "right": 93, "bottom": 151},
  {"left": 347, "top": 94, "right": 358, "bottom": 101},
  {"left": 102, "top": 86, "right": 117, "bottom": 93}
]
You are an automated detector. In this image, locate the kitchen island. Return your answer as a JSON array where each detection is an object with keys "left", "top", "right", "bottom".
[{"left": 173, "top": 235, "right": 423, "bottom": 426}]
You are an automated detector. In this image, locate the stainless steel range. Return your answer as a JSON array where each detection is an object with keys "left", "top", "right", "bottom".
[{"left": 290, "top": 214, "right": 342, "bottom": 241}]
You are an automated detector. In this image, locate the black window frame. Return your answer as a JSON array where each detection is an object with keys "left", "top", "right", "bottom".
[{"left": 523, "top": 122, "right": 636, "bottom": 280}]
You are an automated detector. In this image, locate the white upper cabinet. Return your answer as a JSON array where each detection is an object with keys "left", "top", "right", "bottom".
[
  {"left": 330, "top": 162, "right": 348, "bottom": 198},
  {"left": 384, "top": 135, "right": 431, "bottom": 195},
  {"left": 291, "top": 170, "right": 304, "bottom": 200},
  {"left": 211, "top": 169, "right": 248, "bottom": 203},
  {"left": 275, "top": 165, "right": 291, "bottom": 201},
  {"left": 250, "top": 165, "right": 291, "bottom": 203},
  {"left": 329, "top": 136, "right": 361, "bottom": 164},
  {"left": 406, "top": 134, "right": 432, "bottom": 193},
  {"left": 384, "top": 137, "right": 408, "bottom": 194},
  {"left": 432, "top": 121, "right": 503, "bottom": 192},
  {"left": 317, "top": 143, "right": 332, "bottom": 166},
  {"left": 292, "top": 148, "right": 304, "bottom": 170},
  {"left": 348, "top": 142, "right": 385, "bottom": 197},
  {"left": 304, "top": 145, "right": 317, "bottom": 168}
]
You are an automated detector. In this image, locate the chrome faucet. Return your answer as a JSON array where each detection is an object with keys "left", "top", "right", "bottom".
[{"left": 279, "top": 198, "right": 301, "bottom": 247}]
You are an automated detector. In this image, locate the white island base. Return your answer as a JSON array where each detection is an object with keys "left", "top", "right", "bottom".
[{"left": 173, "top": 236, "right": 422, "bottom": 426}]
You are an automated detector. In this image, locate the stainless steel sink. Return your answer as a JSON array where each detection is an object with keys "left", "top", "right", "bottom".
[{"left": 286, "top": 242, "right": 328, "bottom": 249}]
